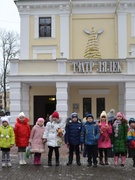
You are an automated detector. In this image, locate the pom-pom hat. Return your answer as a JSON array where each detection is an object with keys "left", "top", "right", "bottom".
[
  {"left": 100, "top": 111, "right": 107, "bottom": 118},
  {"left": 71, "top": 112, "right": 78, "bottom": 119},
  {"left": 1, "top": 116, "right": 9, "bottom": 124},
  {"left": 52, "top": 111, "right": 59, "bottom": 119}
]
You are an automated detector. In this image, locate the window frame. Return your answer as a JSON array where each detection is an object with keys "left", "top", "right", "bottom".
[{"left": 34, "top": 15, "right": 55, "bottom": 39}]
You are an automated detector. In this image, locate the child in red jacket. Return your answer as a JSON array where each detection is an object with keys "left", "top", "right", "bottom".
[{"left": 14, "top": 112, "right": 30, "bottom": 165}]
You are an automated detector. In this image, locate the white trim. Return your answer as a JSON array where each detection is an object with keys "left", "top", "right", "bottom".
[
  {"left": 33, "top": 46, "right": 56, "bottom": 59},
  {"left": 34, "top": 15, "right": 55, "bottom": 39},
  {"left": 131, "top": 14, "right": 135, "bottom": 37},
  {"left": 117, "top": 13, "right": 127, "bottom": 58},
  {"left": 79, "top": 89, "right": 110, "bottom": 95},
  {"left": 20, "top": 14, "right": 29, "bottom": 59}
]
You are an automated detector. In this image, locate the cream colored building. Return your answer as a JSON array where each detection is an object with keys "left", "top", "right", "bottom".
[{"left": 10, "top": 0, "right": 135, "bottom": 125}]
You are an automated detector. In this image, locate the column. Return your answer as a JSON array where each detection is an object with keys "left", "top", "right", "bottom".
[
  {"left": 10, "top": 82, "right": 22, "bottom": 126},
  {"left": 118, "top": 82, "right": 125, "bottom": 112},
  {"left": 59, "top": 14, "right": 69, "bottom": 58},
  {"left": 124, "top": 82, "right": 135, "bottom": 120},
  {"left": 117, "top": 12, "right": 127, "bottom": 58},
  {"left": 20, "top": 14, "right": 30, "bottom": 59},
  {"left": 10, "top": 82, "right": 30, "bottom": 126},
  {"left": 21, "top": 83, "right": 30, "bottom": 118},
  {"left": 56, "top": 82, "right": 68, "bottom": 123}
]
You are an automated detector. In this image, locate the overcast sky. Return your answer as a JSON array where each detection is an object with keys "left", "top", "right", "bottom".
[{"left": 0, "top": 0, "right": 20, "bottom": 33}]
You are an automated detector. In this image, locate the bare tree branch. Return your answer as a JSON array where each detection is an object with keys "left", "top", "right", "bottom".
[{"left": 0, "top": 29, "right": 20, "bottom": 112}]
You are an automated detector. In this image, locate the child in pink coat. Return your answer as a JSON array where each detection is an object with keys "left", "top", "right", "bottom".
[
  {"left": 29, "top": 118, "right": 45, "bottom": 165},
  {"left": 98, "top": 111, "right": 112, "bottom": 165}
]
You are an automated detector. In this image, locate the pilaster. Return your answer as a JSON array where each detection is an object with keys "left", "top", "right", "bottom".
[
  {"left": 56, "top": 82, "right": 68, "bottom": 123},
  {"left": 124, "top": 82, "right": 135, "bottom": 119},
  {"left": 117, "top": 12, "right": 127, "bottom": 58}
]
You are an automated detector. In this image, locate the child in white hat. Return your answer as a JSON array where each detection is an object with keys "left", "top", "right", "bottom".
[{"left": 0, "top": 116, "right": 15, "bottom": 167}]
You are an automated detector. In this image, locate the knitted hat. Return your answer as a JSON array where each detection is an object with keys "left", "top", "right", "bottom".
[
  {"left": 116, "top": 112, "right": 126, "bottom": 119},
  {"left": 1, "top": 116, "right": 9, "bottom": 124},
  {"left": 107, "top": 109, "right": 115, "bottom": 121},
  {"left": 52, "top": 111, "right": 59, "bottom": 119},
  {"left": 129, "top": 118, "right": 135, "bottom": 124},
  {"left": 37, "top": 117, "right": 45, "bottom": 124},
  {"left": 100, "top": 111, "right": 107, "bottom": 118},
  {"left": 71, "top": 112, "right": 78, "bottom": 119},
  {"left": 86, "top": 114, "right": 94, "bottom": 119},
  {"left": 18, "top": 112, "right": 25, "bottom": 118}
]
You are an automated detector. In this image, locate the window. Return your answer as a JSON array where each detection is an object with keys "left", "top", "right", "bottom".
[
  {"left": 96, "top": 98, "right": 105, "bottom": 118},
  {"left": 83, "top": 98, "right": 91, "bottom": 117},
  {"left": 39, "top": 17, "right": 51, "bottom": 37}
]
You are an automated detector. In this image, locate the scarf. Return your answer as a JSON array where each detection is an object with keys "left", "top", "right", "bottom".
[{"left": 113, "top": 120, "right": 121, "bottom": 137}]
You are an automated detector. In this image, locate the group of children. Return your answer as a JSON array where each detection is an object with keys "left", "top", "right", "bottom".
[{"left": 0, "top": 110, "right": 135, "bottom": 168}]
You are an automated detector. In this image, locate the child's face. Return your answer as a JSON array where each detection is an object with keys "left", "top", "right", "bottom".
[
  {"left": 117, "top": 116, "right": 122, "bottom": 120},
  {"left": 38, "top": 121, "right": 44, "bottom": 127},
  {"left": 2, "top": 121, "right": 8, "bottom": 127},
  {"left": 19, "top": 116, "right": 25, "bottom": 121},
  {"left": 72, "top": 117, "right": 77, "bottom": 122},
  {"left": 101, "top": 116, "right": 106, "bottom": 122},
  {"left": 52, "top": 117, "right": 58, "bottom": 121},
  {"left": 130, "top": 122, "right": 135, "bottom": 128},
  {"left": 87, "top": 117, "right": 93, "bottom": 122}
]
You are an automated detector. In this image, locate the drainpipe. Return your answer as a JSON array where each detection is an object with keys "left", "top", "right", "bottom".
[{"left": 69, "top": 0, "right": 72, "bottom": 59}]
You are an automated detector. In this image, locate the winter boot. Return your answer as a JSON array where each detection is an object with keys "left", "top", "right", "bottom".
[
  {"left": 37, "top": 154, "right": 41, "bottom": 165},
  {"left": 105, "top": 156, "right": 109, "bottom": 165},
  {"left": 76, "top": 156, "right": 81, "bottom": 166},
  {"left": 114, "top": 156, "right": 119, "bottom": 166},
  {"left": 34, "top": 155, "right": 38, "bottom": 165},
  {"left": 18, "top": 152, "right": 23, "bottom": 165},
  {"left": 67, "top": 155, "right": 73, "bottom": 166},
  {"left": 133, "top": 159, "right": 135, "bottom": 167},
  {"left": 121, "top": 156, "right": 126, "bottom": 166},
  {"left": 99, "top": 157, "right": 104, "bottom": 165},
  {"left": 22, "top": 152, "right": 27, "bottom": 165},
  {"left": 2, "top": 160, "right": 6, "bottom": 168}
]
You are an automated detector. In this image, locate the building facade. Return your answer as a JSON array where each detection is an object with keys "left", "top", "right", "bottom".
[{"left": 10, "top": 0, "right": 135, "bottom": 125}]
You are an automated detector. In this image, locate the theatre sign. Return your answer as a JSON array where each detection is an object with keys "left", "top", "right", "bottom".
[{"left": 72, "top": 61, "right": 122, "bottom": 73}]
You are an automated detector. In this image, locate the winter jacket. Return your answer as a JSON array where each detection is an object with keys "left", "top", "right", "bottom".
[
  {"left": 14, "top": 117, "right": 31, "bottom": 147},
  {"left": 29, "top": 124, "right": 45, "bottom": 153},
  {"left": 43, "top": 119, "right": 65, "bottom": 147},
  {"left": 112, "top": 122, "right": 128, "bottom": 153},
  {"left": 65, "top": 119, "right": 82, "bottom": 145},
  {"left": 127, "top": 127, "right": 135, "bottom": 149},
  {"left": 81, "top": 121, "right": 100, "bottom": 145},
  {"left": 98, "top": 122, "right": 112, "bottom": 148},
  {"left": 0, "top": 125, "right": 15, "bottom": 148}
]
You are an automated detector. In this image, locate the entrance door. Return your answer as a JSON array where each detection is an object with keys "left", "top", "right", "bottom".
[{"left": 34, "top": 96, "right": 56, "bottom": 124}]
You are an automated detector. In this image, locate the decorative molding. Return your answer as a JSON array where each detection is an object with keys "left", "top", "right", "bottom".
[
  {"left": 79, "top": 89, "right": 110, "bottom": 95},
  {"left": 33, "top": 46, "right": 57, "bottom": 59},
  {"left": 16, "top": 1, "right": 135, "bottom": 14}
]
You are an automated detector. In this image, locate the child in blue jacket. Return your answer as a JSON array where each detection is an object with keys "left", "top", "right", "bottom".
[
  {"left": 81, "top": 114, "right": 100, "bottom": 167},
  {"left": 65, "top": 112, "right": 82, "bottom": 166}
]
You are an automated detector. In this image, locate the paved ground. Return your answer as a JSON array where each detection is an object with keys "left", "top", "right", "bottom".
[{"left": 0, "top": 145, "right": 135, "bottom": 180}]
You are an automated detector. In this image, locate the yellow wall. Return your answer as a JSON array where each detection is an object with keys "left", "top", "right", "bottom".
[
  {"left": 29, "top": 15, "right": 60, "bottom": 59},
  {"left": 69, "top": 85, "right": 118, "bottom": 119},
  {"left": 37, "top": 53, "right": 52, "bottom": 59},
  {"left": 72, "top": 14, "right": 117, "bottom": 59}
]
